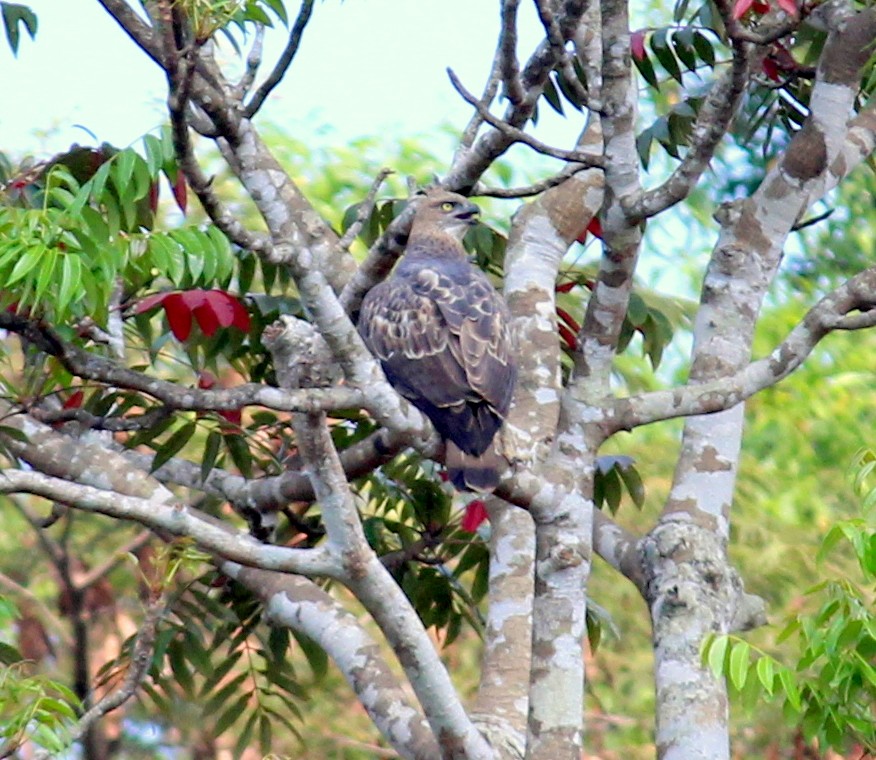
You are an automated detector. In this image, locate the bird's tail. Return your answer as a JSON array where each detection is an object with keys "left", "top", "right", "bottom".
[{"left": 446, "top": 441, "right": 501, "bottom": 492}]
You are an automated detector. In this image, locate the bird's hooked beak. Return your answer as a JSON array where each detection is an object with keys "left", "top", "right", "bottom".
[{"left": 457, "top": 201, "right": 480, "bottom": 225}]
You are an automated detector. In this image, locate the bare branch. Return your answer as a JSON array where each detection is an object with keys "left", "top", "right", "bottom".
[
  {"left": 448, "top": 68, "right": 604, "bottom": 167},
  {"left": 96, "top": 0, "right": 163, "bottom": 65},
  {"left": 534, "top": 0, "right": 590, "bottom": 107},
  {"left": 627, "top": 38, "right": 754, "bottom": 221},
  {"left": 0, "top": 312, "right": 361, "bottom": 414},
  {"left": 237, "top": 23, "right": 265, "bottom": 97},
  {"left": 498, "top": 0, "right": 524, "bottom": 105},
  {"left": 0, "top": 569, "right": 74, "bottom": 648},
  {"left": 472, "top": 163, "right": 592, "bottom": 198},
  {"left": 35, "top": 595, "right": 166, "bottom": 759},
  {"left": 591, "top": 509, "right": 644, "bottom": 592},
  {"left": 244, "top": 0, "right": 315, "bottom": 117},
  {"left": 335, "top": 168, "right": 394, "bottom": 253},
  {"left": 609, "top": 267, "right": 876, "bottom": 431},
  {"left": 0, "top": 469, "right": 337, "bottom": 576},
  {"left": 228, "top": 564, "right": 442, "bottom": 759}
]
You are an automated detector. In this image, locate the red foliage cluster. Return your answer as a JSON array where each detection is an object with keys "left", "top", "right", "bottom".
[
  {"left": 461, "top": 500, "right": 488, "bottom": 533},
  {"left": 136, "top": 289, "right": 250, "bottom": 342},
  {"left": 733, "top": 0, "right": 797, "bottom": 18}
]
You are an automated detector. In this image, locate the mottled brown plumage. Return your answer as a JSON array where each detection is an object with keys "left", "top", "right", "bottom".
[{"left": 358, "top": 190, "right": 516, "bottom": 491}]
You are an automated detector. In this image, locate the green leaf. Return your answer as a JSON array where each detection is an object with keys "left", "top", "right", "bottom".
[
  {"left": 618, "top": 462, "right": 646, "bottom": 509},
  {"left": 542, "top": 76, "right": 564, "bottom": 115},
  {"left": 1, "top": 2, "right": 38, "bottom": 55},
  {"left": 224, "top": 433, "right": 253, "bottom": 479},
  {"left": 705, "top": 634, "right": 729, "bottom": 678},
  {"left": 728, "top": 639, "right": 750, "bottom": 690},
  {"left": 692, "top": 31, "right": 716, "bottom": 68},
  {"left": 150, "top": 420, "right": 197, "bottom": 473},
  {"left": 213, "top": 692, "right": 251, "bottom": 736},
  {"left": 651, "top": 29, "right": 684, "bottom": 84},
  {"left": 633, "top": 50, "right": 660, "bottom": 90},
  {"left": 756, "top": 655, "right": 776, "bottom": 694},
  {"left": 201, "top": 429, "right": 223, "bottom": 482},
  {"left": 202, "top": 672, "right": 248, "bottom": 718},
  {"left": 6, "top": 245, "right": 44, "bottom": 285}
]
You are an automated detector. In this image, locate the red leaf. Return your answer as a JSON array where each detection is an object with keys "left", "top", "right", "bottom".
[
  {"left": 148, "top": 181, "right": 160, "bottom": 215},
  {"left": 219, "top": 409, "right": 243, "bottom": 427},
  {"left": 558, "top": 322, "right": 578, "bottom": 350},
  {"left": 588, "top": 218, "right": 603, "bottom": 239},
  {"left": 193, "top": 290, "right": 251, "bottom": 336},
  {"left": 172, "top": 173, "right": 187, "bottom": 214},
  {"left": 556, "top": 306, "right": 581, "bottom": 334},
  {"left": 631, "top": 30, "right": 647, "bottom": 62},
  {"left": 555, "top": 281, "right": 578, "bottom": 293},
  {"left": 161, "top": 292, "right": 193, "bottom": 341},
  {"left": 775, "top": 0, "right": 797, "bottom": 14},
  {"left": 135, "top": 292, "right": 170, "bottom": 314},
  {"left": 461, "top": 500, "right": 488, "bottom": 533},
  {"left": 63, "top": 390, "right": 84, "bottom": 409},
  {"left": 732, "top": 0, "right": 754, "bottom": 18},
  {"left": 762, "top": 56, "right": 780, "bottom": 81}
]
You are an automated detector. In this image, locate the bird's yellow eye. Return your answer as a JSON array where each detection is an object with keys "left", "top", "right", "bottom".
[{"left": 440, "top": 201, "right": 455, "bottom": 211}]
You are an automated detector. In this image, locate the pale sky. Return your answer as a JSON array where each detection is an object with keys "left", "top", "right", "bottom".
[{"left": 0, "top": 1, "right": 579, "bottom": 160}]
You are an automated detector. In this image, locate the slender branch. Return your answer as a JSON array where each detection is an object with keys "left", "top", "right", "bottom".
[
  {"left": 534, "top": 0, "right": 590, "bottom": 107},
  {"left": 245, "top": 0, "right": 315, "bottom": 117},
  {"left": 237, "top": 23, "right": 265, "bottom": 96},
  {"left": 75, "top": 530, "right": 153, "bottom": 591},
  {"left": 448, "top": 68, "right": 604, "bottom": 167},
  {"left": 167, "top": 53, "right": 273, "bottom": 255},
  {"left": 96, "top": 0, "right": 163, "bottom": 65},
  {"left": 34, "top": 595, "right": 167, "bottom": 760},
  {"left": 334, "top": 168, "right": 394, "bottom": 253},
  {"left": 31, "top": 405, "right": 174, "bottom": 433},
  {"left": 0, "top": 570, "right": 74, "bottom": 648},
  {"left": 609, "top": 267, "right": 876, "bottom": 431},
  {"left": 627, "top": 36, "right": 754, "bottom": 221},
  {"left": 227, "top": 563, "right": 441, "bottom": 760},
  {"left": 0, "top": 313, "right": 361, "bottom": 413},
  {"left": 0, "top": 469, "right": 337, "bottom": 577},
  {"left": 498, "top": 0, "right": 524, "bottom": 105},
  {"left": 472, "top": 163, "right": 592, "bottom": 198}
]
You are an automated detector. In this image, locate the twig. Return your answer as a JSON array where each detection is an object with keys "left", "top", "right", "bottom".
[
  {"left": 75, "top": 531, "right": 153, "bottom": 591},
  {"left": 628, "top": 33, "right": 753, "bottom": 220},
  {"left": 0, "top": 312, "right": 363, "bottom": 414},
  {"left": 335, "top": 168, "right": 394, "bottom": 253},
  {"left": 472, "top": 163, "right": 591, "bottom": 198},
  {"left": 447, "top": 68, "right": 604, "bottom": 167},
  {"left": 498, "top": 0, "right": 524, "bottom": 105},
  {"left": 245, "top": 0, "right": 315, "bottom": 118},
  {"left": 31, "top": 406, "right": 174, "bottom": 433},
  {"left": 34, "top": 595, "right": 167, "bottom": 759},
  {"left": 237, "top": 23, "right": 265, "bottom": 97},
  {"left": 0, "top": 570, "right": 74, "bottom": 648},
  {"left": 534, "top": 0, "right": 589, "bottom": 107}
]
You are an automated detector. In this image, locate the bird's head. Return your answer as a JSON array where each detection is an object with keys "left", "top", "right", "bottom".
[{"left": 411, "top": 190, "right": 480, "bottom": 243}]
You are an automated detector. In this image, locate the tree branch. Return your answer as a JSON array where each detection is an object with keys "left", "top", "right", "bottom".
[
  {"left": 608, "top": 267, "right": 876, "bottom": 432},
  {"left": 448, "top": 68, "right": 604, "bottom": 168},
  {"left": 244, "top": 0, "right": 315, "bottom": 118},
  {"left": 226, "top": 563, "right": 442, "bottom": 760},
  {"left": 34, "top": 594, "right": 167, "bottom": 759}
]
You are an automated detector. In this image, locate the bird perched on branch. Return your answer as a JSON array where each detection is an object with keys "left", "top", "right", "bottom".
[{"left": 358, "top": 190, "right": 517, "bottom": 491}]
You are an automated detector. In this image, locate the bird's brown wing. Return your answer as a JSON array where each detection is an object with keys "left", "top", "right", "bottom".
[{"left": 358, "top": 265, "right": 515, "bottom": 452}]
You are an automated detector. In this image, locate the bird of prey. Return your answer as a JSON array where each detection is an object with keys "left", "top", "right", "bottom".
[{"left": 358, "top": 190, "right": 517, "bottom": 491}]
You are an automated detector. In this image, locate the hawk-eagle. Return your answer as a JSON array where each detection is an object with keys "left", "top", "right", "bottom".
[{"left": 358, "top": 190, "right": 517, "bottom": 491}]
